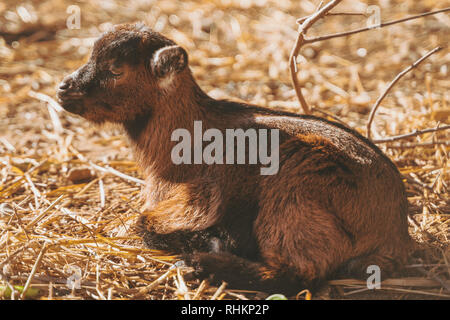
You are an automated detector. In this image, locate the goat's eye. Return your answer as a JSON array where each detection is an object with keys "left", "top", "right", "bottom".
[{"left": 108, "top": 65, "right": 123, "bottom": 77}]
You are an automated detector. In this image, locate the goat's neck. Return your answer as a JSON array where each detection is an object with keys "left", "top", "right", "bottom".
[{"left": 124, "top": 73, "right": 209, "bottom": 180}]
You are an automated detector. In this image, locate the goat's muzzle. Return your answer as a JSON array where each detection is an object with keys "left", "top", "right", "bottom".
[{"left": 57, "top": 75, "right": 85, "bottom": 115}]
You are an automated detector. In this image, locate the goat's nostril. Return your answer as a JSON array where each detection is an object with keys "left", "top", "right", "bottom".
[
  {"left": 59, "top": 82, "right": 71, "bottom": 90},
  {"left": 57, "top": 79, "right": 83, "bottom": 101}
]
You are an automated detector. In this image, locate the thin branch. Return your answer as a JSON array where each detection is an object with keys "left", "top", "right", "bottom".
[
  {"left": 366, "top": 46, "right": 443, "bottom": 140},
  {"left": 289, "top": 0, "right": 342, "bottom": 114},
  {"left": 304, "top": 7, "right": 450, "bottom": 44},
  {"left": 297, "top": 12, "right": 367, "bottom": 25},
  {"left": 289, "top": 4, "right": 449, "bottom": 114},
  {"left": 387, "top": 141, "right": 449, "bottom": 149},
  {"left": 374, "top": 124, "right": 450, "bottom": 143}
]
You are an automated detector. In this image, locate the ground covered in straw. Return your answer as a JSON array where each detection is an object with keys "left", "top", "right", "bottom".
[{"left": 0, "top": 0, "right": 448, "bottom": 300}]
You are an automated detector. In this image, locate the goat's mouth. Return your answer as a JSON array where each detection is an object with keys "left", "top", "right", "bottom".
[{"left": 56, "top": 86, "right": 86, "bottom": 115}]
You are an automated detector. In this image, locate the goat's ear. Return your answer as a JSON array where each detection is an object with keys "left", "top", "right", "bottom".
[{"left": 151, "top": 45, "right": 188, "bottom": 78}]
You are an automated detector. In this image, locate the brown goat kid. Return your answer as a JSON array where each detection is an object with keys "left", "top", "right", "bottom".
[{"left": 57, "top": 23, "right": 412, "bottom": 294}]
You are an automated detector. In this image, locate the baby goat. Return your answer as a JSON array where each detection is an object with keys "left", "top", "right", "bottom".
[{"left": 57, "top": 23, "right": 412, "bottom": 294}]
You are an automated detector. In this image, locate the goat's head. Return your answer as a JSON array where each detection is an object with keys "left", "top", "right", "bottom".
[{"left": 57, "top": 23, "right": 189, "bottom": 123}]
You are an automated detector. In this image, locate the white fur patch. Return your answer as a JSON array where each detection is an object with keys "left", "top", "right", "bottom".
[
  {"left": 153, "top": 45, "right": 179, "bottom": 89},
  {"left": 152, "top": 45, "right": 179, "bottom": 65}
]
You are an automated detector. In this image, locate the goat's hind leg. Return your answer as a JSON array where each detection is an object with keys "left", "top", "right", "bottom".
[{"left": 183, "top": 251, "right": 307, "bottom": 295}]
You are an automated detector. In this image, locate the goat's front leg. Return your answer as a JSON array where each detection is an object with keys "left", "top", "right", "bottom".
[
  {"left": 139, "top": 225, "right": 230, "bottom": 254},
  {"left": 139, "top": 183, "right": 226, "bottom": 253}
]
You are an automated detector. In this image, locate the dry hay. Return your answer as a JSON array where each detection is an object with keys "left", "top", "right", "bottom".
[{"left": 0, "top": 0, "right": 448, "bottom": 300}]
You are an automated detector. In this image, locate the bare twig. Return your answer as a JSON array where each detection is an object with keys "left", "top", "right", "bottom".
[
  {"left": 386, "top": 141, "right": 449, "bottom": 149},
  {"left": 297, "top": 11, "right": 367, "bottom": 24},
  {"left": 289, "top": 0, "right": 342, "bottom": 114},
  {"left": 367, "top": 46, "right": 443, "bottom": 140},
  {"left": 374, "top": 124, "right": 450, "bottom": 143},
  {"left": 290, "top": 4, "right": 449, "bottom": 115},
  {"left": 304, "top": 7, "right": 450, "bottom": 44}
]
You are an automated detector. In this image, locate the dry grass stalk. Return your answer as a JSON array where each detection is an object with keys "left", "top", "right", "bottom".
[
  {"left": 192, "top": 279, "right": 208, "bottom": 300},
  {"left": 20, "top": 243, "right": 48, "bottom": 300},
  {"left": 210, "top": 282, "right": 227, "bottom": 300}
]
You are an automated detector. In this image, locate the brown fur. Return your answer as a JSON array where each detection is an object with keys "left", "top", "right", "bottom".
[{"left": 57, "top": 23, "right": 413, "bottom": 294}]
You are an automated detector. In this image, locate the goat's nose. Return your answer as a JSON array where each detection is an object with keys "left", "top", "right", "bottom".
[
  {"left": 57, "top": 76, "right": 81, "bottom": 101},
  {"left": 59, "top": 81, "right": 71, "bottom": 90},
  {"left": 59, "top": 76, "right": 74, "bottom": 91}
]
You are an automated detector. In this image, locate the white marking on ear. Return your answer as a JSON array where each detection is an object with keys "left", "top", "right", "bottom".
[
  {"left": 152, "top": 45, "right": 179, "bottom": 65},
  {"left": 153, "top": 45, "right": 180, "bottom": 90}
]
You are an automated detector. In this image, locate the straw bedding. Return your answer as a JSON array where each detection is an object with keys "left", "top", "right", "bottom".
[{"left": 0, "top": 0, "right": 448, "bottom": 299}]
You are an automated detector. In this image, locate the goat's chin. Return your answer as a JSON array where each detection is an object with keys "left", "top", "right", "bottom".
[
  {"left": 59, "top": 100, "right": 85, "bottom": 116},
  {"left": 59, "top": 100, "right": 108, "bottom": 124}
]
